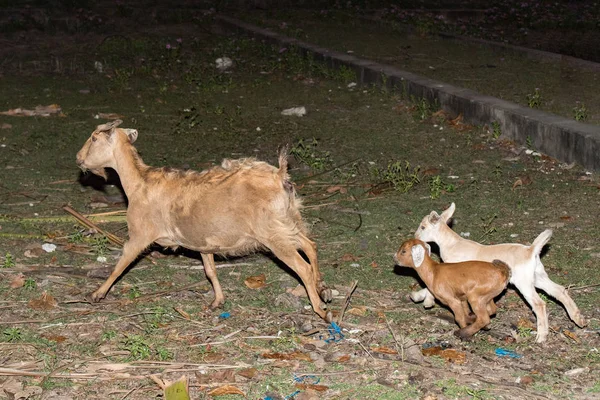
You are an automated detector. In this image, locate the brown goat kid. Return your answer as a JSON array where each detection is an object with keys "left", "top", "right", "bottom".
[
  {"left": 395, "top": 239, "right": 510, "bottom": 339},
  {"left": 76, "top": 120, "right": 332, "bottom": 320}
]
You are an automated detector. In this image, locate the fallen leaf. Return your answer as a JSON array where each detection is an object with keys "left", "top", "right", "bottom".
[
  {"left": 287, "top": 284, "right": 307, "bottom": 297},
  {"left": 262, "top": 351, "right": 312, "bottom": 362},
  {"left": 164, "top": 375, "right": 190, "bottom": 400},
  {"left": 10, "top": 274, "right": 25, "bottom": 288},
  {"left": 28, "top": 291, "right": 58, "bottom": 310},
  {"left": 520, "top": 375, "right": 534, "bottom": 385},
  {"left": 560, "top": 215, "right": 572, "bottom": 221},
  {"left": 207, "top": 385, "right": 245, "bottom": 397},
  {"left": 244, "top": 274, "right": 266, "bottom": 289},
  {"left": 325, "top": 185, "right": 347, "bottom": 194},
  {"left": 337, "top": 354, "right": 351, "bottom": 362},
  {"left": 209, "top": 369, "right": 236, "bottom": 383},
  {"left": 174, "top": 307, "right": 191, "bottom": 320},
  {"left": 563, "top": 330, "right": 580, "bottom": 343},
  {"left": 370, "top": 261, "right": 378, "bottom": 268},
  {"left": 295, "top": 384, "right": 329, "bottom": 392},
  {"left": 422, "top": 347, "right": 466, "bottom": 364},
  {"left": 41, "top": 334, "right": 67, "bottom": 343},
  {"left": 422, "top": 168, "right": 441, "bottom": 177},
  {"left": 236, "top": 367, "right": 258, "bottom": 379},
  {"left": 372, "top": 346, "right": 398, "bottom": 355},
  {"left": 347, "top": 306, "right": 367, "bottom": 316},
  {"left": 512, "top": 178, "right": 523, "bottom": 190},
  {"left": 449, "top": 113, "right": 463, "bottom": 126},
  {"left": 1, "top": 377, "right": 22, "bottom": 394},
  {"left": 97, "top": 112, "right": 125, "bottom": 119},
  {"left": 517, "top": 317, "right": 535, "bottom": 330},
  {"left": 341, "top": 253, "right": 359, "bottom": 262},
  {"left": 24, "top": 248, "right": 43, "bottom": 258},
  {"left": 0, "top": 104, "right": 62, "bottom": 117}
]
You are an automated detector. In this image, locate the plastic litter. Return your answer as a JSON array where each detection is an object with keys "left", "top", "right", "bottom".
[
  {"left": 321, "top": 321, "right": 344, "bottom": 343},
  {"left": 41, "top": 243, "right": 57, "bottom": 253},
  {"left": 281, "top": 107, "right": 306, "bottom": 117},
  {"left": 215, "top": 57, "right": 233, "bottom": 71},
  {"left": 219, "top": 312, "right": 231, "bottom": 319},
  {"left": 495, "top": 348, "right": 522, "bottom": 359}
]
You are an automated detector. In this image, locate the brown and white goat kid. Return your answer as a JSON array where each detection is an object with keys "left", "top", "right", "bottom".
[
  {"left": 395, "top": 239, "right": 510, "bottom": 339},
  {"left": 413, "top": 203, "right": 587, "bottom": 343},
  {"left": 76, "top": 120, "right": 332, "bottom": 320}
]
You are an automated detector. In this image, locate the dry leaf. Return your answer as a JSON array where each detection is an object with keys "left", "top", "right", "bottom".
[
  {"left": 236, "top": 367, "right": 258, "bottom": 379},
  {"left": 287, "top": 284, "right": 307, "bottom": 297},
  {"left": 10, "top": 274, "right": 25, "bottom": 288},
  {"left": 370, "top": 261, "right": 378, "bottom": 268},
  {"left": 563, "top": 330, "right": 580, "bottom": 343},
  {"left": 0, "top": 104, "right": 62, "bottom": 117},
  {"left": 449, "top": 113, "right": 463, "bottom": 125},
  {"left": 325, "top": 185, "right": 347, "bottom": 194},
  {"left": 341, "top": 253, "right": 359, "bottom": 262},
  {"left": 244, "top": 274, "right": 266, "bottom": 289},
  {"left": 422, "top": 347, "right": 466, "bottom": 364},
  {"left": 41, "top": 334, "right": 67, "bottom": 343},
  {"left": 28, "top": 291, "right": 58, "bottom": 310},
  {"left": 422, "top": 168, "right": 441, "bottom": 177},
  {"left": 295, "top": 384, "right": 329, "bottom": 392},
  {"left": 209, "top": 369, "right": 236, "bottom": 383},
  {"left": 560, "top": 215, "right": 572, "bottom": 221},
  {"left": 262, "top": 351, "right": 312, "bottom": 362},
  {"left": 347, "top": 306, "right": 367, "bottom": 316},
  {"left": 517, "top": 317, "right": 535, "bottom": 330},
  {"left": 520, "top": 375, "right": 534, "bottom": 385},
  {"left": 372, "top": 346, "right": 398, "bottom": 355},
  {"left": 174, "top": 307, "right": 191, "bottom": 320},
  {"left": 512, "top": 178, "right": 523, "bottom": 190},
  {"left": 97, "top": 112, "right": 125, "bottom": 119},
  {"left": 337, "top": 354, "right": 351, "bottom": 362},
  {"left": 207, "top": 385, "right": 245, "bottom": 397},
  {"left": 164, "top": 375, "right": 190, "bottom": 400}
]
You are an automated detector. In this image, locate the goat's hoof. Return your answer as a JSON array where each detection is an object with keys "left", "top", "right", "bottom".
[
  {"left": 324, "top": 310, "right": 333, "bottom": 323},
  {"left": 573, "top": 314, "right": 588, "bottom": 328},
  {"left": 88, "top": 291, "right": 105, "bottom": 303},
  {"left": 210, "top": 299, "right": 225, "bottom": 309},
  {"left": 320, "top": 288, "right": 333, "bottom": 303},
  {"left": 453, "top": 329, "right": 474, "bottom": 341}
]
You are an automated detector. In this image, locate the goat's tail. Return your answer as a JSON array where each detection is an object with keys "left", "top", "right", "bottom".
[
  {"left": 277, "top": 146, "right": 290, "bottom": 181},
  {"left": 531, "top": 229, "right": 553, "bottom": 255}
]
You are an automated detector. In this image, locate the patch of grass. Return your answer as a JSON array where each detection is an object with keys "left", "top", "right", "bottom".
[
  {"left": 2, "top": 328, "right": 22, "bottom": 342},
  {"left": 374, "top": 160, "right": 421, "bottom": 193},
  {"left": 526, "top": 88, "right": 542, "bottom": 108},
  {"left": 290, "top": 138, "right": 333, "bottom": 172},
  {"left": 491, "top": 121, "right": 502, "bottom": 139},
  {"left": 121, "top": 335, "right": 152, "bottom": 360},
  {"left": 573, "top": 102, "right": 588, "bottom": 122},
  {"left": 2, "top": 252, "right": 15, "bottom": 268},
  {"left": 23, "top": 278, "right": 37, "bottom": 290},
  {"left": 429, "top": 175, "right": 455, "bottom": 199}
]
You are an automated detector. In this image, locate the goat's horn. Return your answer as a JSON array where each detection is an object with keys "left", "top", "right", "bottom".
[{"left": 96, "top": 119, "right": 123, "bottom": 132}]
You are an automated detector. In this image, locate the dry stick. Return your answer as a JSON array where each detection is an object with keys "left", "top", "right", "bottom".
[
  {"left": 337, "top": 280, "right": 358, "bottom": 324},
  {"left": 384, "top": 316, "right": 404, "bottom": 362},
  {"left": 569, "top": 283, "right": 600, "bottom": 291},
  {"left": 294, "top": 158, "right": 362, "bottom": 184},
  {"left": 62, "top": 205, "right": 125, "bottom": 247},
  {"left": 120, "top": 386, "right": 139, "bottom": 400}
]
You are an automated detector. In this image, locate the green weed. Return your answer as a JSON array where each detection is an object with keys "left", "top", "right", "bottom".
[
  {"left": 121, "top": 335, "right": 152, "bottom": 360},
  {"left": 127, "top": 286, "right": 142, "bottom": 300},
  {"left": 92, "top": 236, "right": 110, "bottom": 257},
  {"left": 412, "top": 96, "right": 434, "bottom": 121},
  {"left": 2, "top": 252, "right": 15, "bottom": 268},
  {"left": 573, "top": 102, "right": 588, "bottom": 121},
  {"left": 375, "top": 160, "right": 421, "bottom": 193},
  {"left": 24, "top": 278, "right": 37, "bottom": 290},
  {"left": 2, "top": 328, "right": 22, "bottom": 342},
  {"left": 112, "top": 68, "right": 133, "bottom": 92},
  {"left": 102, "top": 330, "right": 117, "bottom": 341},
  {"left": 478, "top": 213, "right": 498, "bottom": 242},
  {"left": 290, "top": 138, "right": 333, "bottom": 172},
  {"left": 526, "top": 88, "right": 542, "bottom": 108},
  {"left": 428, "top": 175, "right": 455, "bottom": 199},
  {"left": 491, "top": 121, "right": 501, "bottom": 139}
]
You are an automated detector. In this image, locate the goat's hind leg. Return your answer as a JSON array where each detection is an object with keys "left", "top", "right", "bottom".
[
  {"left": 455, "top": 298, "right": 491, "bottom": 340},
  {"left": 298, "top": 233, "right": 332, "bottom": 303},
  {"left": 91, "top": 236, "right": 153, "bottom": 302},
  {"left": 410, "top": 288, "right": 436, "bottom": 308},
  {"left": 201, "top": 253, "right": 225, "bottom": 308},
  {"left": 514, "top": 278, "right": 548, "bottom": 343},
  {"left": 534, "top": 262, "right": 587, "bottom": 327}
]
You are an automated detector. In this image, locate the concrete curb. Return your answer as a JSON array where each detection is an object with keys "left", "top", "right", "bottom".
[{"left": 217, "top": 15, "right": 600, "bottom": 171}]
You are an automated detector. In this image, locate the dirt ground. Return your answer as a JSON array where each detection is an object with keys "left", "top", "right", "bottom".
[{"left": 1, "top": 2, "right": 599, "bottom": 399}]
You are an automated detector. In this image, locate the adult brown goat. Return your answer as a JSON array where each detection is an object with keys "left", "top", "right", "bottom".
[{"left": 76, "top": 120, "right": 332, "bottom": 320}]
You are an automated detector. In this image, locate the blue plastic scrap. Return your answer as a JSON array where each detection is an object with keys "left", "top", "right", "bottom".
[
  {"left": 284, "top": 391, "right": 300, "bottom": 399},
  {"left": 293, "top": 374, "right": 320, "bottom": 384},
  {"left": 321, "top": 321, "right": 344, "bottom": 343},
  {"left": 218, "top": 312, "right": 231, "bottom": 319},
  {"left": 495, "top": 348, "right": 522, "bottom": 359}
]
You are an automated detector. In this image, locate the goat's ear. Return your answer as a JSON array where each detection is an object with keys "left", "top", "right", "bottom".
[
  {"left": 440, "top": 202, "right": 455, "bottom": 223},
  {"left": 124, "top": 129, "right": 138, "bottom": 143},
  {"left": 411, "top": 244, "right": 426, "bottom": 268},
  {"left": 428, "top": 211, "right": 441, "bottom": 225},
  {"left": 422, "top": 242, "right": 431, "bottom": 256},
  {"left": 96, "top": 119, "right": 123, "bottom": 133}
]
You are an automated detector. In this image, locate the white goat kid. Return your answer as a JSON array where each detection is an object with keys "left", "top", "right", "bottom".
[{"left": 413, "top": 203, "right": 587, "bottom": 343}]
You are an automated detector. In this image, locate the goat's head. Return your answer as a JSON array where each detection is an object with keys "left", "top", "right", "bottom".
[
  {"left": 76, "top": 120, "right": 138, "bottom": 179},
  {"left": 394, "top": 238, "right": 431, "bottom": 268},
  {"left": 414, "top": 202, "right": 455, "bottom": 242}
]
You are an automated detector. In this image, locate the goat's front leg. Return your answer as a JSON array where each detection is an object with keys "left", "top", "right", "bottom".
[
  {"left": 410, "top": 288, "right": 436, "bottom": 308},
  {"left": 91, "top": 237, "right": 152, "bottom": 302},
  {"left": 298, "top": 234, "right": 332, "bottom": 303},
  {"left": 269, "top": 246, "right": 332, "bottom": 322},
  {"left": 455, "top": 298, "right": 492, "bottom": 340},
  {"left": 444, "top": 298, "right": 469, "bottom": 329},
  {"left": 201, "top": 253, "right": 225, "bottom": 308}
]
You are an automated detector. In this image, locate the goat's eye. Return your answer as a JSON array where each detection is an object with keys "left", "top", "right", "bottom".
[
  {"left": 420, "top": 225, "right": 425, "bottom": 230},
  {"left": 401, "top": 250, "right": 406, "bottom": 254},
  {"left": 91, "top": 136, "right": 97, "bottom": 142}
]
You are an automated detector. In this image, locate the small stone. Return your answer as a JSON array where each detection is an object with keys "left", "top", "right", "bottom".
[{"left": 564, "top": 367, "right": 588, "bottom": 376}]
